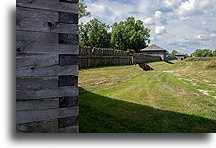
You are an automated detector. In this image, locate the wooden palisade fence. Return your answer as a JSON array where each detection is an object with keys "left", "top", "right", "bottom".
[
  {"left": 16, "top": 0, "right": 79, "bottom": 133},
  {"left": 79, "top": 46, "right": 162, "bottom": 68}
]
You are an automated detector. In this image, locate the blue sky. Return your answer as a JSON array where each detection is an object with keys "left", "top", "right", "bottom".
[{"left": 80, "top": 0, "right": 216, "bottom": 54}]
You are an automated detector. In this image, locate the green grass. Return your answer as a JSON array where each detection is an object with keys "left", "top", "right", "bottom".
[
  {"left": 204, "top": 57, "right": 216, "bottom": 69},
  {"left": 185, "top": 57, "right": 214, "bottom": 61},
  {"left": 78, "top": 60, "right": 216, "bottom": 133}
]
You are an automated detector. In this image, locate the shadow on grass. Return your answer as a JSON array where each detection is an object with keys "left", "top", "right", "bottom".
[
  {"left": 79, "top": 65, "right": 131, "bottom": 71},
  {"left": 79, "top": 87, "right": 216, "bottom": 133},
  {"left": 165, "top": 61, "right": 175, "bottom": 64}
]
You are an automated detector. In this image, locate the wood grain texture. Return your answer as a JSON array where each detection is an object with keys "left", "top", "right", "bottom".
[
  {"left": 16, "top": 77, "right": 78, "bottom": 100},
  {"left": 57, "top": 126, "right": 79, "bottom": 133},
  {"left": 16, "top": 106, "right": 79, "bottom": 124},
  {"left": 16, "top": 7, "right": 78, "bottom": 34},
  {"left": 59, "top": 0, "right": 79, "bottom": 3},
  {"left": 17, "top": 0, "right": 79, "bottom": 13},
  {"left": 17, "top": 31, "right": 78, "bottom": 44},
  {"left": 16, "top": 0, "right": 79, "bottom": 133},
  {"left": 58, "top": 116, "right": 77, "bottom": 128},
  {"left": 58, "top": 75, "right": 78, "bottom": 86},
  {"left": 16, "top": 31, "right": 58, "bottom": 43},
  {"left": 16, "top": 119, "right": 58, "bottom": 133},
  {"left": 16, "top": 98, "right": 59, "bottom": 111},
  {"left": 59, "top": 55, "right": 78, "bottom": 66},
  {"left": 59, "top": 33, "right": 78, "bottom": 45},
  {"left": 59, "top": 12, "right": 78, "bottom": 24},
  {"left": 59, "top": 97, "right": 78, "bottom": 108},
  {"left": 16, "top": 41, "right": 79, "bottom": 55},
  {"left": 16, "top": 119, "right": 79, "bottom": 133},
  {"left": 16, "top": 54, "right": 78, "bottom": 77}
]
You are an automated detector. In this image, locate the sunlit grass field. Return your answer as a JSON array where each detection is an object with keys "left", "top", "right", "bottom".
[{"left": 78, "top": 59, "right": 216, "bottom": 133}]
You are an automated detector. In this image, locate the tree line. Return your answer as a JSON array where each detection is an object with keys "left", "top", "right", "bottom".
[
  {"left": 79, "top": 18, "right": 150, "bottom": 53},
  {"left": 79, "top": 1, "right": 150, "bottom": 52},
  {"left": 167, "top": 49, "right": 216, "bottom": 57},
  {"left": 192, "top": 49, "right": 216, "bottom": 57},
  {"left": 79, "top": 1, "right": 215, "bottom": 55}
]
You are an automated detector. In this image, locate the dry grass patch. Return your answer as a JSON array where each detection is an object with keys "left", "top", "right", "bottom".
[{"left": 204, "top": 58, "right": 216, "bottom": 69}]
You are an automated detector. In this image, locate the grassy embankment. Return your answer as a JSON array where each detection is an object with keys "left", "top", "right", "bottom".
[{"left": 78, "top": 58, "right": 216, "bottom": 133}]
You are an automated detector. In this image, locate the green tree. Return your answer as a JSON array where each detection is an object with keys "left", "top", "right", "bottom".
[
  {"left": 171, "top": 50, "right": 178, "bottom": 56},
  {"left": 166, "top": 51, "right": 171, "bottom": 56},
  {"left": 185, "top": 54, "right": 190, "bottom": 58},
  {"left": 79, "top": 18, "right": 111, "bottom": 48},
  {"left": 213, "top": 50, "right": 216, "bottom": 56},
  {"left": 193, "top": 49, "right": 213, "bottom": 57},
  {"left": 79, "top": 0, "right": 91, "bottom": 19},
  {"left": 193, "top": 49, "right": 203, "bottom": 57},
  {"left": 111, "top": 17, "right": 150, "bottom": 52}
]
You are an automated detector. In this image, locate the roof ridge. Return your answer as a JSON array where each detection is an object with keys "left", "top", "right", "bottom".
[{"left": 140, "top": 44, "right": 166, "bottom": 51}]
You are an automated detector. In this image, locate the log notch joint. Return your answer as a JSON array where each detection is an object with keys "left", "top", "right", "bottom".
[{"left": 16, "top": 0, "right": 79, "bottom": 133}]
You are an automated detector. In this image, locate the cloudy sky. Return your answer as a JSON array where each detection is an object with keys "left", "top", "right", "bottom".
[{"left": 80, "top": 0, "right": 216, "bottom": 54}]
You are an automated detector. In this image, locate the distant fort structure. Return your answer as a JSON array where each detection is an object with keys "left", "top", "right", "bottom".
[
  {"left": 175, "top": 53, "right": 185, "bottom": 60},
  {"left": 140, "top": 44, "right": 167, "bottom": 61}
]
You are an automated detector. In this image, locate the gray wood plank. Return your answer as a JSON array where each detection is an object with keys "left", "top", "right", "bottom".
[
  {"left": 58, "top": 116, "right": 77, "bottom": 128},
  {"left": 16, "top": 119, "right": 79, "bottom": 133},
  {"left": 59, "top": 97, "right": 78, "bottom": 108},
  {"left": 17, "top": 31, "right": 78, "bottom": 45},
  {"left": 16, "top": 106, "right": 79, "bottom": 124},
  {"left": 16, "top": 98, "right": 59, "bottom": 111},
  {"left": 57, "top": 126, "right": 79, "bottom": 133},
  {"left": 16, "top": 54, "right": 78, "bottom": 77},
  {"left": 58, "top": 75, "right": 78, "bottom": 86},
  {"left": 16, "top": 7, "right": 78, "bottom": 33},
  {"left": 59, "top": 0, "right": 79, "bottom": 3},
  {"left": 59, "top": 12, "right": 78, "bottom": 24},
  {"left": 16, "top": 119, "right": 58, "bottom": 133},
  {"left": 16, "top": 77, "right": 78, "bottom": 100},
  {"left": 17, "top": 0, "right": 79, "bottom": 14},
  {"left": 59, "top": 55, "right": 78, "bottom": 65},
  {"left": 16, "top": 31, "right": 58, "bottom": 43},
  {"left": 16, "top": 41, "right": 79, "bottom": 54},
  {"left": 59, "top": 33, "right": 78, "bottom": 45}
]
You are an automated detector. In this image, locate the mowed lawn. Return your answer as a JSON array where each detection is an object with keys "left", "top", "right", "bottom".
[{"left": 78, "top": 60, "right": 216, "bottom": 133}]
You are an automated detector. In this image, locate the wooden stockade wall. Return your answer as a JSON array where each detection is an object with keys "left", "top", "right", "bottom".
[
  {"left": 166, "top": 56, "right": 177, "bottom": 61},
  {"left": 134, "top": 53, "right": 161, "bottom": 64},
  {"left": 79, "top": 46, "right": 162, "bottom": 68},
  {"left": 16, "top": 0, "right": 79, "bottom": 133}
]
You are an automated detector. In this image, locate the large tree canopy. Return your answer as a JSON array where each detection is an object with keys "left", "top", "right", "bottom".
[
  {"left": 79, "top": 18, "right": 111, "bottom": 48},
  {"left": 193, "top": 49, "right": 214, "bottom": 57},
  {"left": 171, "top": 50, "right": 178, "bottom": 56},
  {"left": 111, "top": 17, "right": 150, "bottom": 52}
]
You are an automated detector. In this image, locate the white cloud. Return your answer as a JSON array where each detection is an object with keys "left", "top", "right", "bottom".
[
  {"left": 177, "top": 0, "right": 196, "bottom": 16},
  {"left": 194, "top": 34, "right": 203, "bottom": 40},
  {"left": 143, "top": 18, "right": 154, "bottom": 25},
  {"left": 155, "top": 26, "right": 166, "bottom": 35},
  {"left": 177, "top": 0, "right": 214, "bottom": 19},
  {"left": 83, "top": 0, "right": 163, "bottom": 24},
  {"left": 210, "top": 33, "right": 216, "bottom": 38},
  {"left": 82, "top": 0, "right": 216, "bottom": 53},
  {"left": 162, "top": 0, "right": 181, "bottom": 8},
  {"left": 85, "top": 0, "right": 137, "bottom": 23},
  {"left": 154, "top": 11, "right": 162, "bottom": 19}
]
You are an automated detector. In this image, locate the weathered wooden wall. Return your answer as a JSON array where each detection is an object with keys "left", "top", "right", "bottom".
[
  {"left": 134, "top": 53, "right": 161, "bottom": 64},
  {"left": 139, "top": 51, "right": 166, "bottom": 61},
  {"left": 79, "top": 46, "right": 134, "bottom": 68},
  {"left": 166, "top": 56, "right": 177, "bottom": 61},
  {"left": 79, "top": 46, "right": 162, "bottom": 68},
  {"left": 16, "top": 0, "right": 79, "bottom": 133}
]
